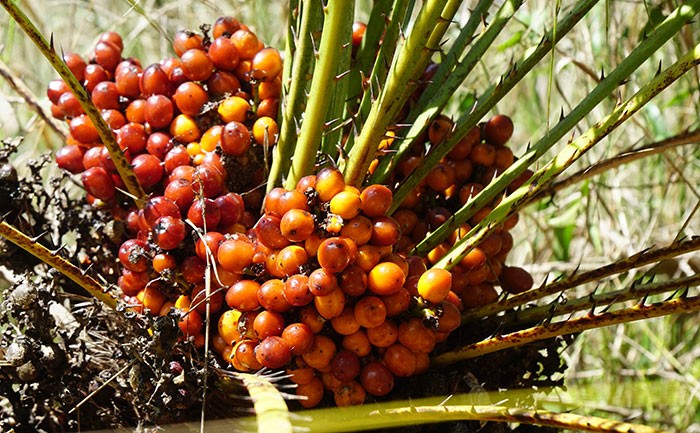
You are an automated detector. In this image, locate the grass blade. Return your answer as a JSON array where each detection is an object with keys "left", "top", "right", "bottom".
[{"left": 0, "top": 58, "right": 67, "bottom": 139}]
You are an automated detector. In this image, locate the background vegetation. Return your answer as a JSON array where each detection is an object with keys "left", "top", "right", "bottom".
[{"left": 1, "top": 0, "right": 699, "bottom": 431}]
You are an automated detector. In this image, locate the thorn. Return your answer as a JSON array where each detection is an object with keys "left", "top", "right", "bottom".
[
  {"left": 29, "top": 231, "right": 48, "bottom": 243},
  {"left": 542, "top": 303, "right": 557, "bottom": 326},
  {"left": 49, "top": 33, "right": 55, "bottom": 52},
  {"left": 49, "top": 244, "right": 66, "bottom": 255},
  {"left": 80, "top": 263, "right": 94, "bottom": 276},
  {"left": 488, "top": 320, "right": 504, "bottom": 339},
  {"left": 588, "top": 297, "right": 598, "bottom": 316},
  {"left": 599, "top": 68, "right": 605, "bottom": 80},
  {"left": 559, "top": 107, "right": 565, "bottom": 122},
  {"left": 599, "top": 298, "right": 616, "bottom": 314},
  {"left": 638, "top": 293, "right": 649, "bottom": 306},
  {"left": 655, "top": 60, "right": 662, "bottom": 77},
  {"left": 335, "top": 69, "right": 351, "bottom": 81}
]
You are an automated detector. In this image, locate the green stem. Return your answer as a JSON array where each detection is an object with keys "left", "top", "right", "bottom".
[
  {"left": 532, "top": 128, "right": 700, "bottom": 202},
  {"left": 389, "top": 0, "right": 600, "bottom": 215},
  {"left": 268, "top": 0, "right": 322, "bottom": 191},
  {"left": 434, "top": 41, "right": 700, "bottom": 271},
  {"left": 0, "top": 0, "right": 147, "bottom": 206},
  {"left": 369, "top": 0, "right": 514, "bottom": 184},
  {"left": 352, "top": 0, "right": 393, "bottom": 90},
  {"left": 342, "top": 0, "right": 449, "bottom": 187},
  {"left": 503, "top": 273, "right": 700, "bottom": 328},
  {"left": 343, "top": 0, "right": 412, "bottom": 156},
  {"left": 380, "top": 406, "right": 670, "bottom": 433},
  {"left": 409, "top": 0, "right": 699, "bottom": 254},
  {"left": 284, "top": 0, "right": 354, "bottom": 189},
  {"left": 432, "top": 294, "right": 700, "bottom": 367},
  {"left": 320, "top": 10, "right": 354, "bottom": 159},
  {"left": 463, "top": 236, "right": 700, "bottom": 322}
]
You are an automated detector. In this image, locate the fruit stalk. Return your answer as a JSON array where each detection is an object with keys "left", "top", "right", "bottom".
[
  {"left": 369, "top": 0, "right": 513, "bottom": 184},
  {"left": 462, "top": 235, "right": 700, "bottom": 321},
  {"left": 379, "top": 405, "right": 670, "bottom": 433},
  {"left": 342, "top": 0, "right": 451, "bottom": 187},
  {"left": 268, "top": 0, "right": 322, "bottom": 191},
  {"left": 431, "top": 38, "right": 700, "bottom": 272},
  {"left": 0, "top": 220, "right": 116, "bottom": 309},
  {"left": 432, "top": 294, "right": 700, "bottom": 366},
  {"left": 341, "top": 0, "right": 412, "bottom": 156},
  {"left": 284, "top": 0, "right": 355, "bottom": 189},
  {"left": 0, "top": 0, "right": 147, "bottom": 206},
  {"left": 395, "top": 0, "right": 696, "bottom": 230},
  {"left": 502, "top": 273, "right": 700, "bottom": 327}
]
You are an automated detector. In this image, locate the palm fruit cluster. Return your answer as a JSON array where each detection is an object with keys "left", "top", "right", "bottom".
[
  {"left": 377, "top": 112, "right": 535, "bottom": 308},
  {"left": 351, "top": 20, "right": 536, "bottom": 311},
  {"left": 46, "top": 16, "right": 535, "bottom": 409}
]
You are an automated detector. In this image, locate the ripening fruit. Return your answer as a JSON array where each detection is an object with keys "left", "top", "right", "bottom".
[
  {"left": 330, "top": 190, "right": 362, "bottom": 220},
  {"left": 255, "top": 336, "right": 292, "bottom": 369},
  {"left": 368, "top": 262, "right": 405, "bottom": 295},
  {"left": 252, "top": 116, "right": 279, "bottom": 145},
  {"left": 302, "top": 334, "right": 337, "bottom": 370},
  {"left": 180, "top": 49, "right": 214, "bottom": 82},
  {"left": 360, "top": 184, "right": 392, "bottom": 217},
  {"left": 360, "top": 361, "right": 394, "bottom": 397},
  {"left": 170, "top": 114, "right": 201, "bottom": 143},
  {"left": 81, "top": 166, "right": 116, "bottom": 201},
  {"left": 281, "top": 323, "right": 315, "bottom": 355},
  {"left": 221, "top": 121, "right": 251, "bottom": 156},
  {"left": 208, "top": 36, "right": 240, "bottom": 71},
  {"left": 55, "top": 145, "right": 85, "bottom": 174},
  {"left": 225, "top": 280, "right": 261, "bottom": 311},
  {"left": 153, "top": 216, "right": 186, "bottom": 250},
  {"left": 483, "top": 114, "right": 514, "bottom": 146},
  {"left": 296, "top": 376, "right": 324, "bottom": 408},
  {"left": 315, "top": 167, "right": 345, "bottom": 202},
  {"left": 353, "top": 296, "right": 386, "bottom": 329},
  {"left": 173, "top": 81, "right": 208, "bottom": 116},
  {"left": 417, "top": 268, "right": 452, "bottom": 304},
  {"left": 217, "top": 236, "right": 255, "bottom": 273},
  {"left": 499, "top": 266, "right": 534, "bottom": 294},
  {"left": 251, "top": 47, "right": 282, "bottom": 82},
  {"left": 317, "top": 237, "right": 353, "bottom": 273},
  {"left": 351, "top": 22, "right": 367, "bottom": 48},
  {"left": 280, "top": 209, "right": 315, "bottom": 242}
]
